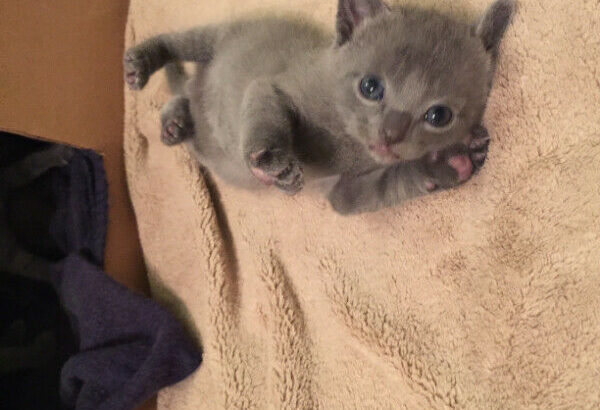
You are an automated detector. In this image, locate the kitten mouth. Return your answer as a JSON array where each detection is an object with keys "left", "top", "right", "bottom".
[{"left": 369, "top": 143, "right": 399, "bottom": 162}]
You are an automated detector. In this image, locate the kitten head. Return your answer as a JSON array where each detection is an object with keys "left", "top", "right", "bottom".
[{"left": 330, "top": 0, "right": 514, "bottom": 164}]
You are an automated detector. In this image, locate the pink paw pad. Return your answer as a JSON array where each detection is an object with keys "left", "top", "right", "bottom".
[
  {"left": 448, "top": 154, "right": 473, "bottom": 183},
  {"left": 250, "top": 167, "right": 276, "bottom": 185},
  {"left": 424, "top": 180, "right": 437, "bottom": 191}
]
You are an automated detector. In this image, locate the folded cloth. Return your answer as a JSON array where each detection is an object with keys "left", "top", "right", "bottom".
[
  {"left": 0, "top": 134, "right": 201, "bottom": 410},
  {"left": 52, "top": 254, "right": 201, "bottom": 410}
]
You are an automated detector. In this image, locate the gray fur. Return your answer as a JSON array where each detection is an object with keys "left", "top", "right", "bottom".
[
  {"left": 476, "top": 0, "right": 515, "bottom": 57},
  {"left": 124, "top": 0, "right": 513, "bottom": 214}
]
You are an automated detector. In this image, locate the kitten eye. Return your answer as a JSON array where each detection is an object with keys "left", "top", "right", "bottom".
[
  {"left": 425, "top": 105, "right": 453, "bottom": 127},
  {"left": 359, "top": 75, "right": 384, "bottom": 101}
]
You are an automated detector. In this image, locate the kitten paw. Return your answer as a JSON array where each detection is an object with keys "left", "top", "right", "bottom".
[
  {"left": 423, "top": 147, "right": 472, "bottom": 191},
  {"left": 160, "top": 97, "right": 194, "bottom": 146},
  {"left": 469, "top": 125, "right": 490, "bottom": 173},
  {"left": 161, "top": 120, "right": 189, "bottom": 146},
  {"left": 248, "top": 149, "right": 304, "bottom": 195},
  {"left": 123, "top": 49, "right": 149, "bottom": 90},
  {"left": 423, "top": 125, "right": 490, "bottom": 191}
]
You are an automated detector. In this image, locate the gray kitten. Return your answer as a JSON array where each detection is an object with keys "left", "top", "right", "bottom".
[{"left": 124, "top": 0, "right": 514, "bottom": 214}]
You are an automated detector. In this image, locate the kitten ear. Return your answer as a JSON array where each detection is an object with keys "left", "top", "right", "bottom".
[
  {"left": 335, "top": 0, "right": 391, "bottom": 46},
  {"left": 475, "top": 0, "right": 515, "bottom": 54}
]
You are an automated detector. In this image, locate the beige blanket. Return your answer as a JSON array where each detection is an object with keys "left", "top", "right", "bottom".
[{"left": 124, "top": 1, "right": 600, "bottom": 408}]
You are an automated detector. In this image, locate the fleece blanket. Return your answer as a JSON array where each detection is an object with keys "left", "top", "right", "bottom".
[{"left": 123, "top": 0, "right": 600, "bottom": 408}]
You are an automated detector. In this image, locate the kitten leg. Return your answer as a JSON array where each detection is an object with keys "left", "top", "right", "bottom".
[
  {"left": 241, "top": 80, "right": 303, "bottom": 194},
  {"left": 124, "top": 26, "right": 217, "bottom": 90},
  {"left": 160, "top": 96, "right": 194, "bottom": 146},
  {"left": 1, "top": 145, "right": 74, "bottom": 190},
  {"left": 328, "top": 162, "right": 430, "bottom": 215},
  {"left": 328, "top": 127, "right": 490, "bottom": 214}
]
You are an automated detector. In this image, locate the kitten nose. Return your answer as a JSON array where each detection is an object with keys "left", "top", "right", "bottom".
[{"left": 381, "top": 110, "right": 412, "bottom": 144}]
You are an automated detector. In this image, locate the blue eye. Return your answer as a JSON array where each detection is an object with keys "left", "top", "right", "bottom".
[
  {"left": 359, "top": 75, "right": 384, "bottom": 101},
  {"left": 425, "top": 105, "right": 453, "bottom": 127}
]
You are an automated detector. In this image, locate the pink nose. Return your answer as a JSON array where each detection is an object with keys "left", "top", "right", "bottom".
[{"left": 381, "top": 110, "right": 412, "bottom": 144}]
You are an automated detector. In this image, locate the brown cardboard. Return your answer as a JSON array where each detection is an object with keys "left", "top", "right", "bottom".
[{"left": 0, "top": 0, "right": 147, "bottom": 293}]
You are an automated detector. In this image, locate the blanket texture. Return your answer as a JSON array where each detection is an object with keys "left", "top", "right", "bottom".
[{"left": 124, "top": 0, "right": 600, "bottom": 408}]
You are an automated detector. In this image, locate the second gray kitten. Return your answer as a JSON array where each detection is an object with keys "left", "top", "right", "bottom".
[{"left": 124, "top": 0, "right": 514, "bottom": 214}]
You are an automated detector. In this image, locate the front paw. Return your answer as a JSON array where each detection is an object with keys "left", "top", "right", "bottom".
[
  {"left": 423, "top": 126, "right": 490, "bottom": 191},
  {"left": 469, "top": 125, "right": 490, "bottom": 173},
  {"left": 160, "top": 100, "right": 194, "bottom": 146},
  {"left": 248, "top": 148, "right": 304, "bottom": 195},
  {"left": 123, "top": 48, "right": 150, "bottom": 90},
  {"left": 161, "top": 119, "right": 191, "bottom": 146}
]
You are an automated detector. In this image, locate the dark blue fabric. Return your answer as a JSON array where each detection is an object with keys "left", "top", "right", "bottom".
[
  {"left": 0, "top": 135, "right": 201, "bottom": 410},
  {"left": 52, "top": 254, "right": 201, "bottom": 410},
  {"left": 47, "top": 150, "right": 108, "bottom": 267}
]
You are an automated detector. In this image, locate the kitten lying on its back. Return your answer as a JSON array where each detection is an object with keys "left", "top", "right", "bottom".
[{"left": 124, "top": 0, "right": 514, "bottom": 214}]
